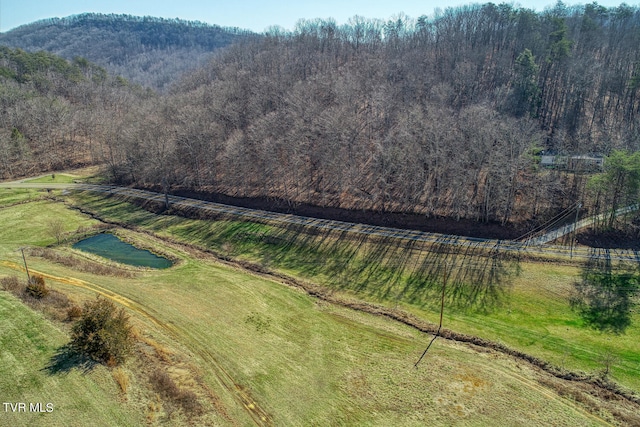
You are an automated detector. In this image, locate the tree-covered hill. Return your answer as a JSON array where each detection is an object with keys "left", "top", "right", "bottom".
[
  {"left": 0, "top": 13, "right": 254, "bottom": 90},
  {"left": 104, "top": 2, "right": 639, "bottom": 230},
  {"left": 0, "top": 47, "right": 150, "bottom": 178}
]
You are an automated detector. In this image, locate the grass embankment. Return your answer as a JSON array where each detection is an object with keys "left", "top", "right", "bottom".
[
  {"left": 0, "top": 188, "right": 43, "bottom": 206},
  {"left": 20, "top": 167, "right": 103, "bottom": 185},
  {"left": 68, "top": 192, "right": 640, "bottom": 394},
  {"left": 1, "top": 194, "right": 630, "bottom": 426}
]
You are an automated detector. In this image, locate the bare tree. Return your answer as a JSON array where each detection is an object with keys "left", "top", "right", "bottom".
[{"left": 47, "top": 218, "right": 66, "bottom": 245}]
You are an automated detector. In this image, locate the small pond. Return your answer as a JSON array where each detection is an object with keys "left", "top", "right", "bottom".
[{"left": 73, "top": 233, "right": 172, "bottom": 269}]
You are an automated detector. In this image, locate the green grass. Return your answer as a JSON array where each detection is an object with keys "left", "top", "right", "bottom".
[
  {"left": 0, "top": 190, "right": 636, "bottom": 425},
  {"left": 24, "top": 174, "right": 79, "bottom": 184},
  {"left": 4, "top": 233, "right": 613, "bottom": 426},
  {"left": 0, "top": 292, "right": 143, "bottom": 427},
  {"left": 0, "top": 188, "right": 43, "bottom": 207},
  {"left": 69, "top": 192, "right": 640, "bottom": 392},
  {"left": 0, "top": 200, "right": 98, "bottom": 250}
]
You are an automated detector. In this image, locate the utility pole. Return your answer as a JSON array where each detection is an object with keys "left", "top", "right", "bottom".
[
  {"left": 570, "top": 203, "right": 582, "bottom": 258},
  {"left": 20, "top": 247, "right": 31, "bottom": 282},
  {"left": 162, "top": 176, "right": 170, "bottom": 211},
  {"left": 415, "top": 262, "right": 449, "bottom": 368}
]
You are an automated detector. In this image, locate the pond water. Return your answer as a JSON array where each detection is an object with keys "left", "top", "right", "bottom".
[{"left": 73, "top": 233, "right": 172, "bottom": 269}]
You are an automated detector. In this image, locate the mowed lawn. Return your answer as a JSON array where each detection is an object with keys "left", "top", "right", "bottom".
[
  {"left": 0, "top": 193, "right": 633, "bottom": 425},
  {"left": 0, "top": 188, "right": 43, "bottom": 206},
  {"left": 23, "top": 174, "right": 78, "bottom": 184}
]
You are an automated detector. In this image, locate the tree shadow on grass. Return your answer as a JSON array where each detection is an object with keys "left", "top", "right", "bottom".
[
  {"left": 571, "top": 249, "right": 639, "bottom": 334},
  {"left": 402, "top": 237, "right": 520, "bottom": 314},
  {"left": 42, "top": 344, "right": 97, "bottom": 375}
]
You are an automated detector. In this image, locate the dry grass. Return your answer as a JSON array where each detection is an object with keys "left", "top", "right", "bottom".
[
  {"left": 0, "top": 275, "right": 20, "bottom": 292},
  {"left": 149, "top": 368, "right": 203, "bottom": 416},
  {"left": 3, "top": 275, "right": 75, "bottom": 322},
  {"left": 139, "top": 334, "right": 174, "bottom": 363},
  {"left": 112, "top": 367, "right": 130, "bottom": 394},
  {"left": 29, "top": 247, "right": 135, "bottom": 278}
]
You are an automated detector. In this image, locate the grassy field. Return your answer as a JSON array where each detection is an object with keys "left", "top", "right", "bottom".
[
  {"left": 1, "top": 190, "right": 639, "bottom": 425},
  {"left": 20, "top": 167, "right": 103, "bottom": 185},
  {"left": 24, "top": 174, "right": 78, "bottom": 184},
  {"left": 0, "top": 292, "right": 144, "bottom": 427},
  {"left": 67, "top": 191, "right": 640, "bottom": 392},
  {"left": 0, "top": 188, "right": 43, "bottom": 206}
]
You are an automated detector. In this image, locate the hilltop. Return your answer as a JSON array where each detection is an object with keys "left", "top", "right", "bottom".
[{"left": 0, "top": 13, "right": 254, "bottom": 90}]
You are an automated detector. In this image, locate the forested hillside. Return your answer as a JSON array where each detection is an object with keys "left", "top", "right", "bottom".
[
  {"left": 0, "top": 13, "right": 252, "bottom": 90},
  {"left": 0, "top": 47, "right": 150, "bottom": 177},
  {"left": 103, "top": 2, "right": 640, "bottom": 229},
  {"left": 2, "top": 3, "right": 640, "bottom": 234}
]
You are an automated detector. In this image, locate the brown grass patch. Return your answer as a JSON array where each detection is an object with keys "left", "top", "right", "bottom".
[
  {"left": 1, "top": 275, "right": 21, "bottom": 292},
  {"left": 112, "top": 368, "right": 130, "bottom": 394},
  {"left": 138, "top": 335, "right": 174, "bottom": 363},
  {"left": 149, "top": 369, "right": 203, "bottom": 416},
  {"left": 3, "top": 275, "right": 75, "bottom": 322},
  {"left": 29, "top": 247, "right": 135, "bottom": 278},
  {"left": 455, "top": 372, "right": 487, "bottom": 395}
]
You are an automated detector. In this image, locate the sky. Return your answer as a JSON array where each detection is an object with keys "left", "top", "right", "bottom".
[{"left": 1, "top": 0, "right": 637, "bottom": 33}]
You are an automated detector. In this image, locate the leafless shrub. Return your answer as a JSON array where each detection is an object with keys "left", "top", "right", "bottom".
[
  {"left": 47, "top": 218, "right": 66, "bottom": 245},
  {"left": 66, "top": 305, "right": 83, "bottom": 321},
  {"left": 1, "top": 275, "right": 21, "bottom": 292},
  {"left": 150, "top": 369, "right": 180, "bottom": 399},
  {"left": 25, "top": 275, "right": 49, "bottom": 299}
]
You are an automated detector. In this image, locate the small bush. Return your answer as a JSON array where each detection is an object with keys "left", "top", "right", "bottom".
[
  {"left": 1, "top": 275, "right": 20, "bottom": 292},
  {"left": 25, "top": 275, "right": 49, "bottom": 299},
  {"left": 70, "top": 296, "right": 133, "bottom": 366},
  {"left": 66, "top": 305, "right": 83, "bottom": 321}
]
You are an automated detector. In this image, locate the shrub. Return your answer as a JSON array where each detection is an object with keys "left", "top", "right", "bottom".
[
  {"left": 1, "top": 275, "right": 20, "bottom": 292},
  {"left": 70, "top": 296, "right": 133, "bottom": 366},
  {"left": 66, "top": 305, "right": 83, "bottom": 321},
  {"left": 25, "top": 275, "right": 49, "bottom": 299}
]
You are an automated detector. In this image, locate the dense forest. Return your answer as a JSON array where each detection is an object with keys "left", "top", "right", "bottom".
[
  {"left": 2, "top": 3, "right": 640, "bottom": 235},
  {"left": 0, "top": 46, "right": 152, "bottom": 177},
  {"left": 0, "top": 13, "right": 253, "bottom": 90}
]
